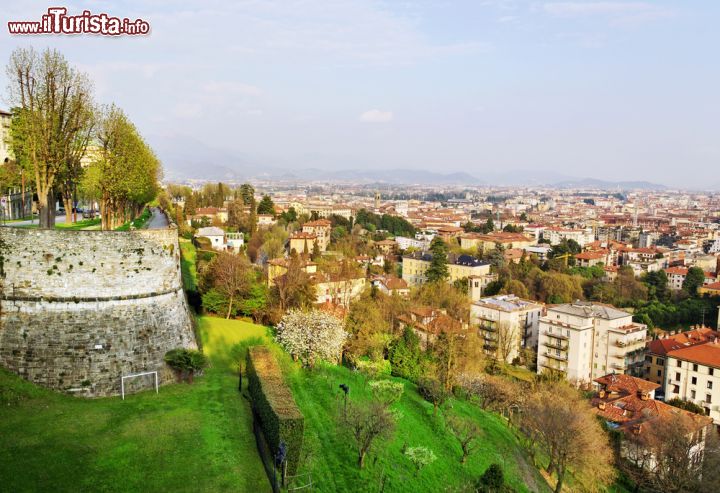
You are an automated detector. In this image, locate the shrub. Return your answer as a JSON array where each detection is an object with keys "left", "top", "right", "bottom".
[
  {"left": 404, "top": 446, "right": 436, "bottom": 475},
  {"left": 247, "top": 346, "right": 304, "bottom": 476},
  {"left": 477, "top": 463, "right": 507, "bottom": 492},
  {"left": 356, "top": 359, "right": 391, "bottom": 380},
  {"left": 369, "top": 380, "right": 404, "bottom": 407},
  {"left": 164, "top": 348, "right": 208, "bottom": 383}
]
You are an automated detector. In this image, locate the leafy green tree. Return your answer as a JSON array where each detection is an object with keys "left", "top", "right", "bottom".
[
  {"left": 239, "top": 183, "right": 255, "bottom": 205},
  {"left": 426, "top": 237, "right": 449, "bottom": 283},
  {"left": 256, "top": 195, "right": 275, "bottom": 215},
  {"left": 7, "top": 47, "right": 96, "bottom": 228},
  {"left": 484, "top": 217, "right": 495, "bottom": 232},
  {"left": 644, "top": 270, "right": 670, "bottom": 301},
  {"left": 389, "top": 327, "right": 423, "bottom": 381},
  {"left": 683, "top": 267, "right": 706, "bottom": 296}
]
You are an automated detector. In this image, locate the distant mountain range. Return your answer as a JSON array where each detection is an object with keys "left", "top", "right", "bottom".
[{"left": 150, "top": 134, "right": 671, "bottom": 190}]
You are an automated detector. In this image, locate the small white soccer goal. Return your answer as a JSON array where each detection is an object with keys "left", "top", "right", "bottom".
[{"left": 120, "top": 371, "right": 159, "bottom": 400}]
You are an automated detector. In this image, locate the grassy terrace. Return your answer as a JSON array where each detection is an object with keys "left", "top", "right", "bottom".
[
  {"left": 285, "top": 363, "right": 548, "bottom": 493},
  {"left": 0, "top": 317, "right": 270, "bottom": 493}
]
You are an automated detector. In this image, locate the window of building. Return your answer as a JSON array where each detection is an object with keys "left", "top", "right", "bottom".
[
  {"left": 706, "top": 395, "right": 712, "bottom": 404},
  {"left": 656, "top": 358, "right": 664, "bottom": 366},
  {"left": 673, "top": 385, "right": 680, "bottom": 393},
  {"left": 710, "top": 368, "right": 715, "bottom": 376},
  {"left": 708, "top": 381, "right": 713, "bottom": 390},
  {"left": 691, "top": 390, "right": 696, "bottom": 399},
  {"left": 657, "top": 370, "right": 662, "bottom": 377},
  {"left": 645, "top": 355, "right": 652, "bottom": 363},
  {"left": 677, "top": 360, "right": 682, "bottom": 367},
  {"left": 692, "top": 377, "right": 697, "bottom": 385},
  {"left": 693, "top": 364, "right": 699, "bottom": 372},
  {"left": 676, "top": 372, "right": 681, "bottom": 381}
]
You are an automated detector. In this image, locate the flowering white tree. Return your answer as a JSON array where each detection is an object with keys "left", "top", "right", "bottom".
[{"left": 276, "top": 309, "right": 348, "bottom": 367}]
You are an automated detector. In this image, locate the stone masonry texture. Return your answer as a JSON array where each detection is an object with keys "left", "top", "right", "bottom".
[{"left": 0, "top": 227, "right": 197, "bottom": 397}]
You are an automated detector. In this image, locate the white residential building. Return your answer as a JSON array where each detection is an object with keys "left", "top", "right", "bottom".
[
  {"left": 664, "top": 342, "right": 720, "bottom": 425},
  {"left": 195, "top": 226, "right": 225, "bottom": 250},
  {"left": 471, "top": 295, "right": 544, "bottom": 363},
  {"left": 536, "top": 302, "right": 648, "bottom": 385},
  {"left": 544, "top": 227, "right": 594, "bottom": 247}
]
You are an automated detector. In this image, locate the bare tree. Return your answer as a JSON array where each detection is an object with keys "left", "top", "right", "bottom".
[
  {"left": 495, "top": 321, "right": 520, "bottom": 364},
  {"left": 446, "top": 414, "right": 482, "bottom": 463},
  {"left": 622, "top": 413, "right": 712, "bottom": 493},
  {"left": 6, "top": 47, "right": 94, "bottom": 228},
  {"left": 344, "top": 400, "right": 396, "bottom": 468},
  {"left": 522, "top": 382, "right": 614, "bottom": 493},
  {"left": 273, "top": 253, "right": 315, "bottom": 311},
  {"left": 206, "top": 252, "right": 253, "bottom": 318}
]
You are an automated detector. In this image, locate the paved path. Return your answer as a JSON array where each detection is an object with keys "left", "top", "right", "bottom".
[
  {"left": 3, "top": 215, "right": 66, "bottom": 227},
  {"left": 145, "top": 207, "right": 169, "bottom": 229}
]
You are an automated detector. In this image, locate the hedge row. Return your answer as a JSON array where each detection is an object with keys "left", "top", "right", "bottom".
[{"left": 247, "top": 346, "right": 304, "bottom": 476}]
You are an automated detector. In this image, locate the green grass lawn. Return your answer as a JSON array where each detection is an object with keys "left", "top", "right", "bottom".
[
  {"left": 115, "top": 208, "right": 152, "bottom": 231},
  {"left": 284, "top": 362, "right": 550, "bottom": 493},
  {"left": 10, "top": 217, "right": 101, "bottom": 230},
  {"left": 180, "top": 238, "right": 198, "bottom": 291},
  {"left": 0, "top": 316, "right": 271, "bottom": 493}
]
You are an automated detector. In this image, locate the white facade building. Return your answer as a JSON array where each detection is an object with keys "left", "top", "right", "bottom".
[
  {"left": 536, "top": 302, "right": 648, "bottom": 385},
  {"left": 471, "top": 295, "right": 544, "bottom": 362}
]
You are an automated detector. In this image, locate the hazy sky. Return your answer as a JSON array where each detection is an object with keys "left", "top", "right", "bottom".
[{"left": 1, "top": 1, "right": 719, "bottom": 187}]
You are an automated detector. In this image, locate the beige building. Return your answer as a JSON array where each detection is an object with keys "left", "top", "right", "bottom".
[
  {"left": 402, "top": 253, "right": 491, "bottom": 286},
  {"left": 289, "top": 232, "right": 319, "bottom": 255},
  {"left": 664, "top": 341, "right": 720, "bottom": 425},
  {"left": 536, "top": 302, "right": 648, "bottom": 385},
  {"left": 459, "top": 232, "right": 534, "bottom": 253},
  {"left": 267, "top": 257, "right": 317, "bottom": 286},
  {"left": 302, "top": 219, "right": 332, "bottom": 251},
  {"left": 471, "top": 295, "right": 544, "bottom": 363},
  {"left": 311, "top": 273, "right": 366, "bottom": 307}
]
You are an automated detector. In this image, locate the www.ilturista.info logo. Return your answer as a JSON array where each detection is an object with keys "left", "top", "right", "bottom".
[{"left": 8, "top": 7, "right": 150, "bottom": 36}]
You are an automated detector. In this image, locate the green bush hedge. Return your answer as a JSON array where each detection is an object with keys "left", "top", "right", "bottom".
[{"left": 247, "top": 346, "right": 304, "bottom": 476}]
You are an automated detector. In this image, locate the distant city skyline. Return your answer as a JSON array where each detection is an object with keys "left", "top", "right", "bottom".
[{"left": 1, "top": 1, "right": 719, "bottom": 188}]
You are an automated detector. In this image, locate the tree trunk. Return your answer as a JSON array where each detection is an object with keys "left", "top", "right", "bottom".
[
  {"left": 358, "top": 450, "right": 366, "bottom": 468},
  {"left": 63, "top": 195, "right": 73, "bottom": 224},
  {"left": 38, "top": 189, "right": 56, "bottom": 229},
  {"left": 554, "top": 471, "right": 565, "bottom": 493},
  {"left": 226, "top": 296, "right": 234, "bottom": 319}
]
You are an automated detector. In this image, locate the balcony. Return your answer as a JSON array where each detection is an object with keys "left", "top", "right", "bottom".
[
  {"left": 479, "top": 324, "right": 497, "bottom": 333},
  {"left": 540, "top": 361, "right": 567, "bottom": 372},
  {"left": 543, "top": 330, "right": 569, "bottom": 341},
  {"left": 544, "top": 351, "right": 568, "bottom": 362},
  {"left": 611, "top": 362, "right": 626, "bottom": 370},
  {"left": 543, "top": 341, "right": 568, "bottom": 351}
]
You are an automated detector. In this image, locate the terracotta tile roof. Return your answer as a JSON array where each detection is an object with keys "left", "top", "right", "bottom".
[
  {"left": 595, "top": 374, "right": 660, "bottom": 394},
  {"left": 646, "top": 327, "right": 718, "bottom": 356},
  {"left": 667, "top": 341, "right": 720, "bottom": 368},
  {"left": 303, "top": 219, "right": 332, "bottom": 227}
]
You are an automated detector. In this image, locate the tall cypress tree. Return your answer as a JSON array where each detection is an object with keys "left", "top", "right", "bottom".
[{"left": 426, "top": 237, "right": 449, "bottom": 283}]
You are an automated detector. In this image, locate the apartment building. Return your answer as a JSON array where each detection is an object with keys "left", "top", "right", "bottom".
[
  {"left": 544, "top": 227, "right": 594, "bottom": 247},
  {"left": 536, "top": 302, "right": 648, "bottom": 385},
  {"left": 402, "top": 253, "right": 491, "bottom": 286},
  {"left": 643, "top": 327, "right": 718, "bottom": 389},
  {"left": 459, "top": 232, "right": 534, "bottom": 253},
  {"left": 664, "top": 341, "right": 720, "bottom": 425},
  {"left": 471, "top": 295, "right": 544, "bottom": 363},
  {"left": 665, "top": 267, "right": 717, "bottom": 291}
]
